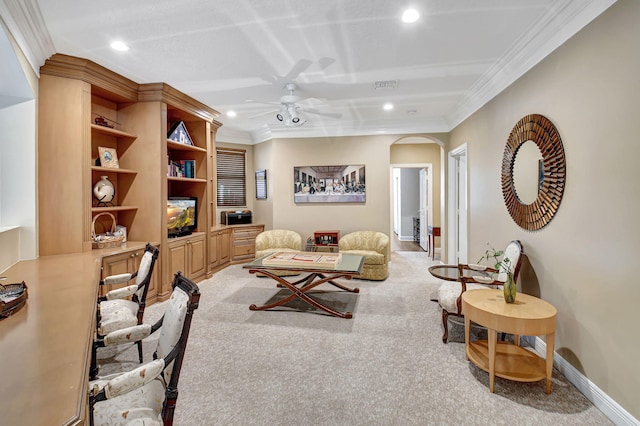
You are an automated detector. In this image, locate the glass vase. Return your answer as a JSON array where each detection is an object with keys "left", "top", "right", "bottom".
[{"left": 503, "top": 272, "right": 516, "bottom": 303}]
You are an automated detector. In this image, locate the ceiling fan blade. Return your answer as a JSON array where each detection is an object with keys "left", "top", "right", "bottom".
[
  {"left": 302, "top": 108, "right": 342, "bottom": 119},
  {"left": 248, "top": 109, "right": 281, "bottom": 119},
  {"left": 284, "top": 59, "right": 313, "bottom": 82}
]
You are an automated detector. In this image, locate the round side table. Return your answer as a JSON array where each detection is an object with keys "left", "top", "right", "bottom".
[{"left": 462, "top": 289, "right": 557, "bottom": 393}]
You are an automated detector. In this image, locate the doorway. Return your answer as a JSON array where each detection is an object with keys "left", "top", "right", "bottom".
[{"left": 390, "top": 164, "right": 432, "bottom": 252}]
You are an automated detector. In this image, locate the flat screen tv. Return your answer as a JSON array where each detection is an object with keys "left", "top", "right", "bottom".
[{"left": 167, "top": 196, "right": 197, "bottom": 237}]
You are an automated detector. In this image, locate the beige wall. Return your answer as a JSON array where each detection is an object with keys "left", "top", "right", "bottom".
[
  {"left": 448, "top": 0, "right": 639, "bottom": 417},
  {"left": 263, "top": 135, "right": 393, "bottom": 241}
]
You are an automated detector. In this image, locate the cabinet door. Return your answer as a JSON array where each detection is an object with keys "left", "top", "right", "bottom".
[
  {"left": 167, "top": 242, "right": 187, "bottom": 283},
  {"left": 209, "top": 229, "right": 230, "bottom": 269},
  {"left": 188, "top": 236, "right": 206, "bottom": 280},
  {"left": 101, "top": 250, "right": 138, "bottom": 296},
  {"left": 209, "top": 232, "right": 220, "bottom": 267},
  {"left": 219, "top": 230, "right": 230, "bottom": 264}
]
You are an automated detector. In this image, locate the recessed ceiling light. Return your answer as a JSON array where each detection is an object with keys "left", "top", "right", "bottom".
[
  {"left": 110, "top": 41, "right": 130, "bottom": 52},
  {"left": 383, "top": 103, "right": 394, "bottom": 111},
  {"left": 402, "top": 8, "right": 420, "bottom": 24},
  {"left": 226, "top": 110, "right": 237, "bottom": 118}
]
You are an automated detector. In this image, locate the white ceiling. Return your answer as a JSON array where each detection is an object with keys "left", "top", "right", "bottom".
[{"left": 3, "top": 0, "right": 615, "bottom": 143}]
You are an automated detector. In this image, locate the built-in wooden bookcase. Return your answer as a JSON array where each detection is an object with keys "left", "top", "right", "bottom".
[
  {"left": 89, "top": 97, "right": 140, "bottom": 241},
  {"left": 39, "top": 55, "right": 222, "bottom": 301}
]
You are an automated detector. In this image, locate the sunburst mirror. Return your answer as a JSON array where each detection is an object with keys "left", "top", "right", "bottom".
[{"left": 501, "top": 114, "right": 566, "bottom": 231}]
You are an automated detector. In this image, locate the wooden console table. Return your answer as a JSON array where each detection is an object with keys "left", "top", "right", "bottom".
[
  {"left": 427, "top": 226, "right": 440, "bottom": 260},
  {"left": 462, "top": 289, "right": 557, "bottom": 393}
]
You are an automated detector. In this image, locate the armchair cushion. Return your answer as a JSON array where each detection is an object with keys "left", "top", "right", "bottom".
[
  {"left": 255, "top": 229, "right": 303, "bottom": 277},
  {"left": 91, "top": 377, "right": 165, "bottom": 425},
  {"left": 98, "top": 299, "right": 140, "bottom": 335},
  {"left": 437, "top": 281, "right": 498, "bottom": 314},
  {"left": 255, "top": 229, "right": 302, "bottom": 252},
  {"left": 338, "top": 231, "right": 390, "bottom": 281}
]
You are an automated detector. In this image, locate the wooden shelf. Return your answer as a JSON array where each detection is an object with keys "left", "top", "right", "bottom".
[
  {"left": 167, "top": 140, "right": 207, "bottom": 153},
  {"left": 467, "top": 340, "right": 547, "bottom": 382},
  {"left": 91, "top": 205, "right": 139, "bottom": 213},
  {"left": 92, "top": 166, "right": 137, "bottom": 175},
  {"left": 167, "top": 176, "right": 207, "bottom": 183},
  {"left": 91, "top": 124, "right": 136, "bottom": 139}
]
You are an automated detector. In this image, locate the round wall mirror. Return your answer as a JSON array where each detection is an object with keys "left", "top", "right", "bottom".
[
  {"left": 501, "top": 114, "right": 566, "bottom": 231},
  {"left": 512, "top": 140, "right": 543, "bottom": 205}
]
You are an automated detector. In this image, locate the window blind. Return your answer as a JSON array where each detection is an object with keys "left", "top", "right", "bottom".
[{"left": 216, "top": 148, "right": 246, "bottom": 207}]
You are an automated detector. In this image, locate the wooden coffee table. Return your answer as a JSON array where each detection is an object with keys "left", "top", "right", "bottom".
[
  {"left": 243, "top": 253, "right": 364, "bottom": 318},
  {"left": 462, "top": 289, "right": 557, "bottom": 393}
]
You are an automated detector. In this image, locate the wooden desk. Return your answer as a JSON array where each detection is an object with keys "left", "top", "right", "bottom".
[
  {"left": 427, "top": 226, "right": 440, "bottom": 260},
  {"left": 0, "top": 241, "right": 151, "bottom": 425},
  {"left": 462, "top": 289, "right": 557, "bottom": 393}
]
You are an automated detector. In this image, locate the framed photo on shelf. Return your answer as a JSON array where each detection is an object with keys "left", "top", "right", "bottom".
[
  {"left": 167, "top": 121, "right": 194, "bottom": 146},
  {"left": 256, "top": 169, "right": 267, "bottom": 199},
  {"left": 98, "top": 146, "right": 119, "bottom": 168}
]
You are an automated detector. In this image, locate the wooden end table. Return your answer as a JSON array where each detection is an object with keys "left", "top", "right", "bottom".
[
  {"left": 427, "top": 226, "right": 440, "bottom": 260},
  {"left": 462, "top": 289, "right": 557, "bottom": 393}
]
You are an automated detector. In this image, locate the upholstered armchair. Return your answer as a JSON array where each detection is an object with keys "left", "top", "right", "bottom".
[
  {"left": 91, "top": 243, "right": 159, "bottom": 379},
  {"left": 338, "top": 231, "right": 389, "bottom": 280},
  {"left": 89, "top": 272, "right": 200, "bottom": 426},
  {"left": 255, "top": 229, "right": 303, "bottom": 277},
  {"left": 437, "top": 240, "right": 524, "bottom": 343}
]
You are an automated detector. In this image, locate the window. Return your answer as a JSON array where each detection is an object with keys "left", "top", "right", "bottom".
[{"left": 216, "top": 148, "right": 246, "bottom": 207}]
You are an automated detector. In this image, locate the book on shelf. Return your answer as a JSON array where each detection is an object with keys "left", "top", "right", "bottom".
[
  {"left": 262, "top": 251, "right": 343, "bottom": 269},
  {"left": 168, "top": 159, "right": 196, "bottom": 178}
]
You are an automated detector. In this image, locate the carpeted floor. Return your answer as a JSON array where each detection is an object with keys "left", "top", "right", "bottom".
[{"left": 98, "top": 250, "right": 612, "bottom": 425}]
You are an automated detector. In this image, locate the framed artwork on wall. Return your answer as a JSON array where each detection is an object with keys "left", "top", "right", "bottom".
[
  {"left": 256, "top": 169, "right": 267, "bottom": 199},
  {"left": 293, "top": 165, "right": 365, "bottom": 203}
]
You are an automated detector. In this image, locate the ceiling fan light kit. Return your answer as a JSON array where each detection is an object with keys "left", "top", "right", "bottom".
[
  {"left": 249, "top": 81, "right": 340, "bottom": 128},
  {"left": 276, "top": 105, "right": 306, "bottom": 127}
]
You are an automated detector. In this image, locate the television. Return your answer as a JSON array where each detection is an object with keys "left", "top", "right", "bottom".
[{"left": 167, "top": 196, "right": 197, "bottom": 237}]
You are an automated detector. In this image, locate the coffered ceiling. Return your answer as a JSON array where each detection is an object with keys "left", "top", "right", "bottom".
[{"left": 1, "top": 0, "right": 616, "bottom": 143}]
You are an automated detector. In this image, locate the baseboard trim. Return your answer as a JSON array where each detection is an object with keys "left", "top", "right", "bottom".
[{"left": 530, "top": 337, "right": 639, "bottom": 426}]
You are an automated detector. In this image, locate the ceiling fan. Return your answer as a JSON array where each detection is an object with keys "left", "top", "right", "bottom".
[{"left": 248, "top": 83, "right": 342, "bottom": 127}]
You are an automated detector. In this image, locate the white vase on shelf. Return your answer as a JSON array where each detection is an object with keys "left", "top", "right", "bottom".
[{"left": 93, "top": 176, "right": 115, "bottom": 206}]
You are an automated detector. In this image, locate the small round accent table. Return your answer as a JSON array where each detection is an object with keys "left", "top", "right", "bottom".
[{"left": 462, "top": 289, "right": 557, "bottom": 393}]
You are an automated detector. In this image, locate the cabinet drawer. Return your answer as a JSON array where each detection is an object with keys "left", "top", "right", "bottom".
[
  {"left": 233, "top": 244, "right": 255, "bottom": 257},
  {"left": 232, "top": 229, "right": 261, "bottom": 240}
]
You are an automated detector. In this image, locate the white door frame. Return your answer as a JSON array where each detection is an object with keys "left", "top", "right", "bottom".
[{"left": 447, "top": 143, "right": 468, "bottom": 264}]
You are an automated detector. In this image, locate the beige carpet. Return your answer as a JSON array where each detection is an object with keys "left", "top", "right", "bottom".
[{"left": 97, "top": 251, "right": 612, "bottom": 425}]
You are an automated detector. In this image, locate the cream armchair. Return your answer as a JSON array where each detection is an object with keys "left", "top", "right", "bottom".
[
  {"left": 338, "top": 231, "right": 389, "bottom": 281},
  {"left": 255, "top": 229, "right": 303, "bottom": 277}
]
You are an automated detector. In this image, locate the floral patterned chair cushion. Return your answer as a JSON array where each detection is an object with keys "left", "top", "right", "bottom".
[
  {"left": 255, "top": 229, "right": 303, "bottom": 277},
  {"left": 338, "top": 231, "right": 390, "bottom": 281}
]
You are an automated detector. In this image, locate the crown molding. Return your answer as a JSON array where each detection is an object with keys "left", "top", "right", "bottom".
[
  {"left": 0, "top": 0, "right": 55, "bottom": 75},
  {"left": 216, "top": 127, "right": 256, "bottom": 145},
  {"left": 236, "top": 116, "right": 451, "bottom": 144},
  {"left": 446, "top": 0, "right": 617, "bottom": 129}
]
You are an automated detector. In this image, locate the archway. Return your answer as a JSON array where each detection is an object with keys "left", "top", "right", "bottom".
[{"left": 389, "top": 136, "right": 445, "bottom": 256}]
